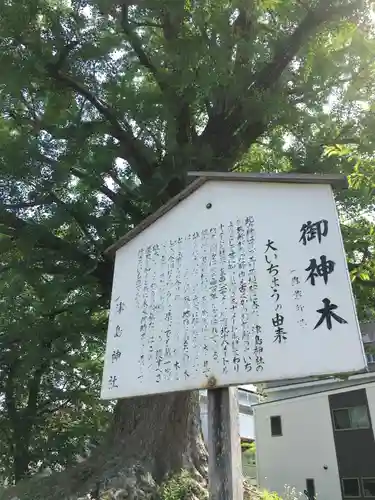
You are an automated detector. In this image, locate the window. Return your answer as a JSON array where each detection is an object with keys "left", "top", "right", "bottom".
[
  {"left": 342, "top": 478, "right": 360, "bottom": 497},
  {"left": 333, "top": 406, "right": 370, "bottom": 430},
  {"left": 270, "top": 415, "right": 282, "bottom": 436},
  {"left": 305, "top": 478, "right": 315, "bottom": 499},
  {"left": 366, "top": 352, "right": 375, "bottom": 364},
  {"left": 362, "top": 478, "right": 375, "bottom": 497}
]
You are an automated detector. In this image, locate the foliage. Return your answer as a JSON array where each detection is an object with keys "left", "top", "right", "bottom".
[
  {"left": 0, "top": 266, "right": 113, "bottom": 484},
  {"left": 324, "top": 142, "right": 375, "bottom": 319},
  {"left": 242, "top": 441, "right": 256, "bottom": 467},
  {"left": 157, "top": 475, "right": 307, "bottom": 500},
  {"left": 158, "top": 471, "right": 208, "bottom": 500},
  {"left": 157, "top": 472, "right": 287, "bottom": 500},
  {"left": 0, "top": 0, "right": 374, "bottom": 489},
  {"left": 260, "top": 485, "right": 306, "bottom": 500},
  {"left": 260, "top": 492, "right": 282, "bottom": 500},
  {"left": 241, "top": 441, "right": 256, "bottom": 453}
]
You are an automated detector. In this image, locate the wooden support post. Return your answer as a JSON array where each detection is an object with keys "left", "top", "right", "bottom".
[{"left": 207, "top": 386, "right": 243, "bottom": 500}]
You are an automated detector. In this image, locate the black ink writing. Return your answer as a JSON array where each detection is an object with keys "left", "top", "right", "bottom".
[
  {"left": 266, "top": 262, "right": 279, "bottom": 277},
  {"left": 114, "top": 325, "right": 123, "bottom": 338},
  {"left": 272, "top": 313, "right": 284, "bottom": 328},
  {"left": 115, "top": 297, "right": 125, "bottom": 314},
  {"left": 314, "top": 298, "right": 348, "bottom": 330},
  {"left": 299, "top": 219, "right": 328, "bottom": 246},
  {"left": 108, "top": 375, "right": 118, "bottom": 389},
  {"left": 266, "top": 239, "right": 287, "bottom": 343},
  {"left": 305, "top": 255, "right": 335, "bottom": 285},
  {"left": 274, "top": 327, "right": 288, "bottom": 343},
  {"left": 112, "top": 349, "right": 121, "bottom": 362},
  {"left": 290, "top": 269, "right": 306, "bottom": 328},
  {"left": 265, "top": 239, "right": 277, "bottom": 253}
]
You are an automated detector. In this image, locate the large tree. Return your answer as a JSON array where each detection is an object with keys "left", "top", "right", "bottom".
[{"left": 0, "top": 0, "right": 374, "bottom": 498}]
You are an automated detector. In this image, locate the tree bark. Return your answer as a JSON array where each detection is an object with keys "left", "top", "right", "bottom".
[
  {"left": 13, "top": 433, "right": 32, "bottom": 484},
  {"left": 0, "top": 391, "right": 207, "bottom": 500}
]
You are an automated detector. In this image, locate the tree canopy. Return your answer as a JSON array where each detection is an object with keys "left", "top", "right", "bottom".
[{"left": 0, "top": 0, "right": 374, "bottom": 489}]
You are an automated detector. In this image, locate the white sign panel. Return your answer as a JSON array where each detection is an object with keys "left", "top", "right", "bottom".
[{"left": 101, "top": 180, "right": 366, "bottom": 399}]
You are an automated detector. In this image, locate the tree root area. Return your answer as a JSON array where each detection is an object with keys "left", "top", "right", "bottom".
[{"left": 0, "top": 391, "right": 208, "bottom": 500}]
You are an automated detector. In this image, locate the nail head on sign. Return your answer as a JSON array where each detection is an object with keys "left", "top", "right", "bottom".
[{"left": 206, "top": 202, "right": 212, "bottom": 209}]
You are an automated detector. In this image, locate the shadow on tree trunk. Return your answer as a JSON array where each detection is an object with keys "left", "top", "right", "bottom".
[{"left": 0, "top": 391, "right": 208, "bottom": 500}]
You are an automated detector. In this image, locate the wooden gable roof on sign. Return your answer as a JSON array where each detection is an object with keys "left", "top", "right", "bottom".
[{"left": 105, "top": 171, "right": 348, "bottom": 257}]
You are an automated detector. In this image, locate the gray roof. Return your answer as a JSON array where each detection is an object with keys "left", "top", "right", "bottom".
[{"left": 105, "top": 171, "right": 348, "bottom": 256}]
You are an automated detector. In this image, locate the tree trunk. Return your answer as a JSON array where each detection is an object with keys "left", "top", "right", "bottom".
[
  {"left": 13, "top": 437, "right": 31, "bottom": 484},
  {"left": 0, "top": 391, "right": 208, "bottom": 500}
]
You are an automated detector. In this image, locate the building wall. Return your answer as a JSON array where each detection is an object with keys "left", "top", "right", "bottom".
[
  {"left": 366, "top": 384, "right": 375, "bottom": 421},
  {"left": 328, "top": 387, "right": 375, "bottom": 498},
  {"left": 256, "top": 381, "right": 375, "bottom": 499},
  {"left": 265, "top": 373, "right": 375, "bottom": 402},
  {"left": 255, "top": 323, "right": 375, "bottom": 498},
  {"left": 255, "top": 391, "right": 342, "bottom": 499}
]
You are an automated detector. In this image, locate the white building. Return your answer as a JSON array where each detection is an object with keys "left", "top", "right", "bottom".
[
  {"left": 254, "top": 321, "right": 375, "bottom": 499},
  {"left": 255, "top": 374, "right": 375, "bottom": 499}
]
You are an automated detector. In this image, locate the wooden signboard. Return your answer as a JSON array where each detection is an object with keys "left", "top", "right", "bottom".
[{"left": 101, "top": 172, "right": 366, "bottom": 500}]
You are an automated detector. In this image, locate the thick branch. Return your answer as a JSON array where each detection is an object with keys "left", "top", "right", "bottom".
[
  {"left": 124, "top": 6, "right": 196, "bottom": 153},
  {"left": 0, "top": 205, "right": 95, "bottom": 267},
  {"left": 0, "top": 204, "right": 115, "bottom": 294},
  {"left": 48, "top": 192, "right": 100, "bottom": 244},
  {"left": 232, "top": 5, "right": 255, "bottom": 76},
  {"left": 41, "top": 120, "right": 107, "bottom": 140},
  {"left": 1, "top": 201, "right": 45, "bottom": 209},
  {"left": 4, "top": 339, "right": 53, "bottom": 481},
  {"left": 24, "top": 340, "right": 53, "bottom": 424},
  {"left": 70, "top": 166, "right": 144, "bottom": 223},
  {"left": 197, "top": 1, "right": 357, "bottom": 169},
  {"left": 154, "top": 2, "right": 360, "bottom": 203},
  {"left": 356, "top": 279, "right": 375, "bottom": 288},
  {"left": 4, "top": 360, "right": 22, "bottom": 482},
  {"left": 160, "top": 3, "right": 185, "bottom": 42},
  {"left": 121, "top": 13, "right": 167, "bottom": 93},
  {"left": 37, "top": 398, "right": 73, "bottom": 417},
  {"left": 251, "top": 3, "right": 344, "bottom": 92},
  {"left": 37, "top": 151, "right": 126, "bottom": 212},
  {"left": 4, "top": 361, "right": 18, "bottom": 430},
  {"left": 46, "top": 65, "right": 155, "bottom": 182}
]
